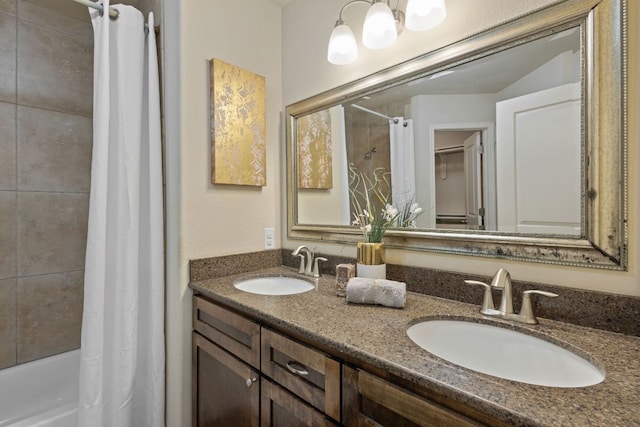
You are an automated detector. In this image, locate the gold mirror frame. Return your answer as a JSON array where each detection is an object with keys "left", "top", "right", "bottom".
[{"left": 286, "top": 0, "right": 628, "bottom": 270}]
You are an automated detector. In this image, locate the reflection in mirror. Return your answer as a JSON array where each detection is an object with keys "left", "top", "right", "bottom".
[
  {"left": 288, "top": 0, "right": 627, "bottom": 269},
  {"left": 298, "top": 27, "right": 581, "bottom": 236}
]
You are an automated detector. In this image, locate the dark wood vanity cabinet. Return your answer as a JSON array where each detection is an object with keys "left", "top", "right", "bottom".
[
  {"left": 342, "top": 366, "right": 483, "bottom": 427},
  {"left": 192, "top": 296, "right": 262, "bottom": 426},
  {"left": 193, "top": 295, "right": 486, "bottom": 426},
  {"left": 193, "top": 296, "right": 339, "bottom": 426}
]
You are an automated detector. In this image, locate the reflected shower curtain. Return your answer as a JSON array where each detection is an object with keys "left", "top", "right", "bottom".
[
  {"left": 79, "top": 2, "right": 164, "bottom": 426},
  {"left": 389, "top": 118, "right": 416, "bottom": 208},
  {"left": 333, "top": 105, "right": 350, "bottom": 225}
]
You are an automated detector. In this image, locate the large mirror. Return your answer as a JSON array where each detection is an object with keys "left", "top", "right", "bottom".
[{"left": 286, "top": 0, "right": 627, "bottom": 270}]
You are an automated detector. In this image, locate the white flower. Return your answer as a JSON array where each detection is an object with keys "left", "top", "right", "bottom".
[{"left": 384, "top": 204, "right": 398, "bottom": 220}]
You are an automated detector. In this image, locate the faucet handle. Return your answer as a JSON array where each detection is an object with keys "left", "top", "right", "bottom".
[
  {"left": 313, "top": 257, "right": 327, "bottom": 278},
  {"left": 519, "top": 290, "right": 559, "bottom": 324},
  {"left": 294, "top": 253, "right": 305, "bottom": 274},
  {"left": 464, "top": 280, "right": 500, "bottom": 316},
  {"left": 523, "top": 290, "right": 558, "bottom": 298}
]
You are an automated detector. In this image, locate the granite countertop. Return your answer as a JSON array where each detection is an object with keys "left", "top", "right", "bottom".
[{"left": 190, "top": 266, "right": 640, "bottom": 426}]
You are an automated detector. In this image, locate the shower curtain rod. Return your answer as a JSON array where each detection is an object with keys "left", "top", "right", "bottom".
[
  {"left": 350, "top": 104, "right": 400, "bottom": 124},
  {"left": 71, "top": 0, "right": 157, "bottom": 32},
  {"left": 72, "top": 0, "right": 119, "bottom": 18}
]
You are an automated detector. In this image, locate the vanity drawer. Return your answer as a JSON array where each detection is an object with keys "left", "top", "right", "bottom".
[
  {"left": 261, "top": 328, "right": 341, "bottom": 421},
  {"left": 261, "top": 378, "right": 338, "bottom": 426},
  {"left": 343, "top": 366, "right": 483, "bottom": 427},
  {"left": 193, "top": 296, "right": 260, "bottom": 369}
]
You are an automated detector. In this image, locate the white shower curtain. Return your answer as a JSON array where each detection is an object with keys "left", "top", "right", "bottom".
[
  {"left": 79, "top": 2, "right": 164, "bottom": 426},
  {"left": 389, "top": 118, "right": 416, "bottom": 208},
  {"left": 333, "top": 105, "right": 350, "bottom": 225}
]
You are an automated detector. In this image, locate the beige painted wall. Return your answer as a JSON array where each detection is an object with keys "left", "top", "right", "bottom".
[
  {"left": 165, "top": 0, "right": 282, "bottom": 425},
  {"left": 281, "top": 0, "right": 639, "bottom": 297}
]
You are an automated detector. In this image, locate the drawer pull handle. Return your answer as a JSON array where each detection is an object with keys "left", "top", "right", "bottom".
[
  {"left": 286, "top": 361, "right": 309, "bottom": 376},
  {"left": 245, "top": 377, "right": 257, "bottom": 388}
]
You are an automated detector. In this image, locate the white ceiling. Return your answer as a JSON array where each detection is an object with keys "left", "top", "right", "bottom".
[{"left": 358, "top": 27, "right": 580, "bottom": 109}]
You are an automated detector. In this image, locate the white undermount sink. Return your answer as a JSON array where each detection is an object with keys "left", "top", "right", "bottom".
[
  {"left": 406, "top": 319, "right": 604, "bottom": 388},
  {"left": 233, "top": 276, "right": 314, "bottom": 296}
]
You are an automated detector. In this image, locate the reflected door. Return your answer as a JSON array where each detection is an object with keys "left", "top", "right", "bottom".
[
  {"left": 496, "top": 83, "right": 581, "bottom": 234},
  {"left": 464, "top": 132, "right": 483, "bottom": 230}
]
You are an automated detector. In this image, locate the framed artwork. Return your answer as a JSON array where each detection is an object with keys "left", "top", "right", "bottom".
[
  {"left": 210, "top": 58, "right": 266, "bottom": 186},
  {"left": 297, "top": 109, "right": 333, "bottom": 189}
]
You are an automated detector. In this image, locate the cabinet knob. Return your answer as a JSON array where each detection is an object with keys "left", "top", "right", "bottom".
[
  {"left": 245, "top": 377, "right": 257, "bottom": 388},
  {"left": 286, "top": 361, "right": 310, "bottom": 376}
]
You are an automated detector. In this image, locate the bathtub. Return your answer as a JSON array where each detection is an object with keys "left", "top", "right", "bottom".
[{"left": 0, "top": 350, "right": 78, "bottom": 427}]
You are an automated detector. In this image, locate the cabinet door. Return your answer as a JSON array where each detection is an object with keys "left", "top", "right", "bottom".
[
  {"left": 261, "top": 378, "right": 338, "bottom": 427},
  {"left": 192, "top": 333, "right": 259, "bottom": 427},
  {"left": 343, "top": 366, "right": 483, "bottom": 427}
]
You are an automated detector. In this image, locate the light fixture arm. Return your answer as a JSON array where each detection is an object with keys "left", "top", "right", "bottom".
[
  {"left": 335, "top": 0, "right": 405, "bottom": 36},
  {"left": 336, "top": 0, "right": 374, "bottom": 24}
]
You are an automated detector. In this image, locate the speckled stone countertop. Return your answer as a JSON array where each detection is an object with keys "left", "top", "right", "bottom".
[{"left": 190, "top": 266, "right": 640, "bottom": 427}]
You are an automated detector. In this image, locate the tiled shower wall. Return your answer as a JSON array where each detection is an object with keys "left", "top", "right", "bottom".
[{"left": 0, "top": 0, "right": 93, "bottom": 368}]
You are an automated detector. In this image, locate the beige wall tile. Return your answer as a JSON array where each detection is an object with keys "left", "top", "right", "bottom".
[
  {"left": 17, "top": 271, "right": 83, "bottom": 363},
  {"left": 17, "top": 20, "right": 92, "bottom": 116},
  {"left": 0, "top": 0, "right": 16, "bottom": 16},
  {"left": 0, "top": 191, "right": 16, "bottom": 280},
  {"left": 0, "top": 12, "right": 16, "bottom": 103},
  {"left": 17, "top": 106, "right": 92, "bottom": 192},
  {"left": 137, "top": 0, "right": 162, "bottom": 21},
  {"left": 0, "top": 0, "right": 94, "bottom": 369},
  {"left": 0, "top": 102, "right": 16, "bottom": 190},
  {"left": 18, "top": 1, "right": 92, "bottom": 40},
  {"left": 0, "top": 278, "right": 16, "bottom": 369},
  {"left": 17, "top": 192, "right": 88, "bottom": 276}
]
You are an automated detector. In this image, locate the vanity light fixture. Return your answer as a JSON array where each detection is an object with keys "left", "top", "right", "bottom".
[{"left": 327, "top": 0, "right": 447, "bottom": 65}]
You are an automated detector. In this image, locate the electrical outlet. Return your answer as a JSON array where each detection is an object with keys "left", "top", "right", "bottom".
[{"left": 264, "top": 227, "right": 275, "bottom": 249}]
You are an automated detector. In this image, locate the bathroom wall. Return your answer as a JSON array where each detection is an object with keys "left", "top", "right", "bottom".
[
  {"left": 163, "top": 0, "right": 283, "bottom": 425},
  {"left": 281, "top": 0, "right": 640, "bottom": 297},
  {"left": 0, "top": 0, "right": 93, "bottom": 370}
]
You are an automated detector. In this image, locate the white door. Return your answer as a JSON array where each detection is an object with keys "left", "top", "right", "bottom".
[
  {"left": 496, "top": 83, "right": 581, "bottom": 234},
  {"left": 463, "top": 132, "right": 483, "bottom": 230}
]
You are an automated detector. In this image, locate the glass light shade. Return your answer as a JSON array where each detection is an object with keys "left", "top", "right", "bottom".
[
  {"left": 405, "top": 0, "right": 447, "bottom": 31},
  {"left": 362, "top": 2, "right": 397, "bottom": 49},
  {"left": 328, "top": 23, "right": 359, "bottom": 65}
]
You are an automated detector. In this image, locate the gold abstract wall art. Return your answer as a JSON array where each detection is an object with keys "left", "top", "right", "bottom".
[
  {"left": 297, "top": 109, "right": 333, "bottom": 189},
  {"left": 211, "top": 58, "right": 266, "bottom": 186}
]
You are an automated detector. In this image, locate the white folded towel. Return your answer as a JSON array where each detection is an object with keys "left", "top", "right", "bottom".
[{"left": 346, "top": 277, "right": 407, "bottom": 308}]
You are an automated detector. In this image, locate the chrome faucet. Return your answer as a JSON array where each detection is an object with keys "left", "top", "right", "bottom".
[
  {"left": 291, "top": 245, "right": 326, "bottom": 277},
  {"left": 465, "top": 268, "right": 558, "bottom": 324}
]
